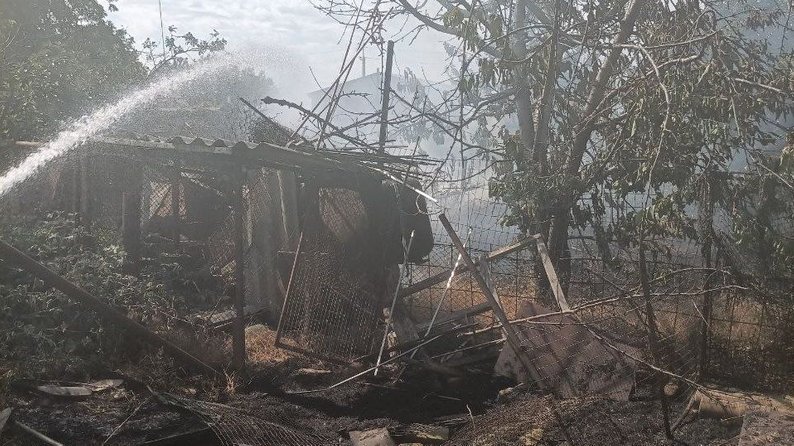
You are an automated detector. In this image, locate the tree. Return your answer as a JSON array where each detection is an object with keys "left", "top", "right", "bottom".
[
  {"left": 141, "top": 26, "right": 227, "bottom": 75},
  {"left": 0, "top": 0, "right": 146, "bottom": 140},
  {"left": 0, "top": 0, "right": 229, "bottom": 142},
  {"left": 317, "top": 0, "right": 794, "bottom": 286}
]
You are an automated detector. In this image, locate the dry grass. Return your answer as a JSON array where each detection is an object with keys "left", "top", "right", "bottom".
[
  {"left": 405, "top": 273, "right": 539, "bottom": 327},
  {"left": 244, "top": 324, "right": 298, "bottom": 364}
]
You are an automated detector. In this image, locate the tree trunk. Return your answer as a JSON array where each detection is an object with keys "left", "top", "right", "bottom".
[
  {"left": 547, "top": 0, "right": 646, "bottom": 269},
  {"left": 513, "top": 0, "right": 535, "bottom": 162},
  {"left": 531, "top": 0, "right": 561, "bottom": 172}
]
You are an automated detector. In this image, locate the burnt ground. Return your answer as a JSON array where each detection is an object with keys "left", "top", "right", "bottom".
[
  {"left": 0, "top": 214, "right": 755, "bottom": 445},
  {"left": 0, "top": 351, "right": 743, "bottom": 446}
]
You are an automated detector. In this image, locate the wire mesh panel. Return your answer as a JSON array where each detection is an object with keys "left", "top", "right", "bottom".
[
  {"left": 275, "top": 185, "right": 391, "bottom": 362},
  {"left": 166, "top": 396, "right": 336, "bottom": 446}
]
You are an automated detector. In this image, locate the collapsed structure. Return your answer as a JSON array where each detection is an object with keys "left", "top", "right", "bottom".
[{"left": 1, "top": 100, "right": 792, "bottom": 446}]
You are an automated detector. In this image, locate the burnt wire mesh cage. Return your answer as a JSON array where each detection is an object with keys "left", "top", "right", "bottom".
[
  {"left": 0, "top": 133, "right": 425, "bottom": 373},
  {"left": 274, "top": 179, "right": 407, "bottom": 362}
]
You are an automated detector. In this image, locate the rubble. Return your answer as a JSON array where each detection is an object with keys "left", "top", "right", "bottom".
[{"left": 349, "top": 428, "right": 396, "bottom": 446}]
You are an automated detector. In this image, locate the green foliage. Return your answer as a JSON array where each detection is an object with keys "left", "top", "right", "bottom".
[
  {"left": 0, "top": 0, "right": 146, "bottom": 140},
  {"left": 724, "top": 158, "right": 794, "bottom": 278},
  {"left": 482, "top": 0, "right": 794, "bottom": 249},
  {"left": 142, "top": 26, "right": 227, "bottom": 75},
  {"left": 0, "top": 213, "right": 218, "bottom": 379},
  {"left": 0, "top": 1, "right": 229, "bottom": 143}
]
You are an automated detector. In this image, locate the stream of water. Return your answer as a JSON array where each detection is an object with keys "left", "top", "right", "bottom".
[{"left": 0, "top": 55, "right": 234, "bottom": 198}]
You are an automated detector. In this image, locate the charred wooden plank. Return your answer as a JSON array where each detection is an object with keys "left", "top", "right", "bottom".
[{"left": 439, "top": 214, "right": 547, "bottom": 392}]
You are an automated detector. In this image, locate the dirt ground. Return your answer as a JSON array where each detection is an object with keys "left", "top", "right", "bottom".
[
  {"left": 0, "top": 346, "right": 743, "bottom": 446},
  {"left": 0, "top": 215, "right": 773, "bottom": 445}
]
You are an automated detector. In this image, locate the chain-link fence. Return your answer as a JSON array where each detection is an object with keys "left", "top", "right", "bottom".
[{"left": 389, "top": 154, "right": 794, "bottom": 431}]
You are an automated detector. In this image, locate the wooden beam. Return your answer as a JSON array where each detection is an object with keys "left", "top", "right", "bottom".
[
  {"left": 13, "top": 421, "right": 64, "bottom": 446},
  {"left": 121, "top": 191, "right": 142, "bottom": 275},
  {"left": 276, "top": 170, "right": 299, "bottom": 247},
  {"left": 533, "top": 233, "right": 570, "bottom": 311},
  {"left": 93, "top": 137, "right": 376, "bottom": 176},
  {"left": 0, "top": 239, "right": 218, "bottom": 376},
  {"left": 438, "top": 214, "right": 548, "bottom": 392},
  {"left": 399, "top": 237, "right": 534, "bottom": 298}
]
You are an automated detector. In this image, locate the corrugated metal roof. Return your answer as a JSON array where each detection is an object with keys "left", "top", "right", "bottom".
[{"left": 91, "top": 132, "right": 380, "bottom": 175}]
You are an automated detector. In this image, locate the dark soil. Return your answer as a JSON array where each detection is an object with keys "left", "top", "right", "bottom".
[
  {"left": 0, "top": 357, "right": 745, "bottom": 446},
  {"left": 0, "top": 215, "right": 772, "bottom": 446}
]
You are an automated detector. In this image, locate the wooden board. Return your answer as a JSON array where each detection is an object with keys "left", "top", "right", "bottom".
[
  {"left": 398, "top": 237, "right": 534, "bottom": 298},
  {"left": 494, "top": 300, "right": 638, "bottom": 400},
  {"left": 0, "top": 408, "right": 12, "bottom": 436},
  {"left": 533, "top": 234, "right": 570, "bottom": 312}
]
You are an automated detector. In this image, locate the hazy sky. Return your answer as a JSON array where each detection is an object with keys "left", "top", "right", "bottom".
[{"left": 108, "top": 0, "right": 452, "bottom": 101}]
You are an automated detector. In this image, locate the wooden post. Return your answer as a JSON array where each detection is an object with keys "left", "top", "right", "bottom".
[
  {"left": 259, "top": 172, "right": 281, "bottom": 319},
  {"left": 534, "top": 234, "right": 570, "bottom": 312},
  {"left": 638, "top": 241, "right": 673, "bottom": 439},
  {"left": 438, "top": 214, "right": 548, "bottom": 392},
  {"left": 122, "top": 162, "right": 142, "bottom": 275},
  {"left": 0, "top": 239, "right": 217, "bottom": 376},
  {"left": 479, "top": 252, "right": 501, "bottom": 309},
  {"left": 232, "top": 169, "right": 247, "bottom": 371},
  {"left": 377, "top": 40, "right": 395, "bottom": 156},
  {"left": 699, "top": 173, "right": 715, "bottom": 380},
  {"left": 398, "top": 237, "right": 534, "bottom": 298},
  {"left": 277, "top": 170, "right": 299, "bottom": 246}
]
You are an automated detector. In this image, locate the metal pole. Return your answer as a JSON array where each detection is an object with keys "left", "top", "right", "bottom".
[
  {"left": 377, "top": 40, "right": 395, "bottom": 156},
  {"left": 410, "top": 230, "right": 471, "bottom": 359},
  {"left": 374, "top": 230, "right": 415, "bottom": 375}
]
